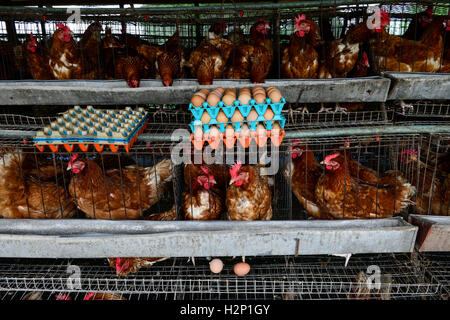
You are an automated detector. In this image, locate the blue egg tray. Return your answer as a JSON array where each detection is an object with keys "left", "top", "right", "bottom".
[
  {"left": 189, "top": 114, "right": 286, "bottom": 134},
  {"left": 188, "top": 96, "right": 286, "bottom": 134}
]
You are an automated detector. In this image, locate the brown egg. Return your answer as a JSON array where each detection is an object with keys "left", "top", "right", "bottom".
[
  {"left": 191, "top": 95, "right": 205, "bottom": 108},
  {"left": 251, "top": 86, "right": 264, "bottom": 93},
  {"left": 222, "top": 94, "right": 235, "bottom": 106},
  {"left": 246, "top": 108, "right": 259, "bottom": 122},
  {"left": 234, "top": 262, "right": 250, "bottom": 276},
  {"left": 224, "top": 88, "right": 236, "bottom": 97},
  {"left": 209, "top": 259, "right": 224, "bottom": 274},
  {"left": 264, "top": 107, "right": 274, "bottom": 120},
  {"left": 199, "top": 88, "right": 210, "bottom": 96},
  {"left": 268, "top": 90, "right": 282, "bottom": 103},
  {"left": 231, "top": 109, "right": 244, "bottom": 122},
  {"left": 252, "top": 88, "right": 265, "bottom": 96},
  {"left": 254, "top": 93, "right": 266, "bottom": 104},
  {"left": 216, "top": 110, "right": 228, "bottom": 123},
  {"left": 215, "top": 87, "right": 225, "bottom": 95},
  {"left": 239, "top": 88, "right": 251, "bottom": 94},
  {"left": 207, "top": 92, "right": 221, "bottom": 107},
  {"left": 238, "top": 93, "right": 251, "bottom": 105},
  {"left": 201, "top": 110, "right": 211, "bottom": 124}
]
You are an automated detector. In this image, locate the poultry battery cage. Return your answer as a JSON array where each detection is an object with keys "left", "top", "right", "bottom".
[
  {"left": 0, "top": 107, "right": 446, "bottom": 221},
  {"left": 0, "top": 0, "right": 448, "bottom": 301},
  {"left": 0, "top": 253, "right": 447, "bottom": 300},
  {"left": 0, "top": 1, "right": 449, "bottom": 80}
]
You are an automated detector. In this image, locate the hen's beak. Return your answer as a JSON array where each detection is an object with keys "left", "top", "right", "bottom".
[
  {"left": 210, "top": 179, "right": 217, "bottom": 185},
  {"left": 67, "top": 163, "right": 72, "bottom": 170},
  {"left": 319, "top": 160, "right": 325, "bottom": 165},
  {"left": 229, "top": 177, "right": 236, "bottom": 185}
]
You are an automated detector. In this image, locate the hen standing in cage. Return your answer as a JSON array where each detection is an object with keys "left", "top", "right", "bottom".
[
  {"left": 315, "top": 151, "right": 415, "bottom": 219},
  {"left": 67, "top": 154, "right": 173, "bottom": 219},
  {"left": 371, "top": 13, "right": 450, "bottom": 72},
  {"left": 0, "top": 149, "right": 75, "bottom": 219},
  {"left": 187, "top": 21, "right": 233, "bottom": 85}
]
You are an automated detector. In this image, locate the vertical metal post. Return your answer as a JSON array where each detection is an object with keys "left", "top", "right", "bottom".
[
  {"left": 194, "top": 0, "right": 201, "bottom": 48},
  {"left": 5, "top": 18, "right": 17, "bottom": 44},
  {"left": 272, "top": 1, "right": 281, "bottom": 78},
  {"left": 38, "top": 5, "right": 47, "bottom": 40}
]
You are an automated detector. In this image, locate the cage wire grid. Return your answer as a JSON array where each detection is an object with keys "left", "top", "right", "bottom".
[
  {"left": 0, "top": 253, "right": 447, "bottom": 300},
  {"left": 0, "top": 1, "right": 449, "bottom": 80},
  {"left": 0, "top": 108, "right": 447, "bottom": 219}
]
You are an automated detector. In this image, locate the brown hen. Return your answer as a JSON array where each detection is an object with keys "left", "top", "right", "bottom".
[
  {"left": 0, "top": 149, "right": 75, "bottom": 219},
  {"left": 315, "top": 152, "right": 415, "bottom": 219},
  {"left": 68, "top": 154, "right": 173, "bottom": 219},
  {"left": 226, "top": 161, "right": 272, "bottom": 220}
]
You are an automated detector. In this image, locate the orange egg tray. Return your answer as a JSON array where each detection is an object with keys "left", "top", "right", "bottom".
[
  {"left": 190, "top": 129, "right": 285, "bottom": 150},
  {"left": 35, "top": 121, "right": 148, "bottom": 153}
]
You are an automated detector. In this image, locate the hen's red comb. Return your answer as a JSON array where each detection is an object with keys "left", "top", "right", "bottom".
[
  {"left": 295, "top": 14, "right": 306, "bottom": 26},
  {"left": 324, "top": 153, "right": 340, "bottom": 162},
  {"left": 84, "top": 292, "right": 96, "bottom": 300},
  {"left": 380, "top": 10, "right": 390, "bottom": 26},
  {"left": 70, "top": 153, "right": 79, "bottom": 162},
  {"left": 55, "top": 293, "right": 71, "bottom": 300},
  {"left": 230, "top": 161, "right": 242, "bottom": 178},
  {"left": 200, "top": 166, "right": 209, "bottom": 175},
  {"left": 56, "top": 23, "right": 71, "bottom": 32}
]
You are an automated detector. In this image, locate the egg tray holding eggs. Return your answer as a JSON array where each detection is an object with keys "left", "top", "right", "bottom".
[
  {"left": 189, "top": 114, "right": 286, "bottom": 134},
  {"left": 188, "top": 96, "right": 286, "bottom": 125},
  {"left": 190, "top": 128, "right": 286, "bottom": 150},
  {"left": 34, "top": 106, "right": 149, "bottom": 153}
]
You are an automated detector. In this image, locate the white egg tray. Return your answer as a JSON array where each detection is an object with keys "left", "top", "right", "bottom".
[{"left": 34, "top": 106, "right": 149, "bottom": 152}]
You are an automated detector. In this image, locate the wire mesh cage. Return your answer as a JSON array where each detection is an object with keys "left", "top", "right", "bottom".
[
  {"left": 0, "top": 106, "right": 442, "bottom": 222},
  {"left": 0, "top": 253, "right": 446, "bottom": 300},
  {"left": 0, "top": 1, "right": 448, "bottom": 83}
]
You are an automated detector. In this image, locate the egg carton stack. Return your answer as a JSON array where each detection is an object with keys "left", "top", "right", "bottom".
[
  {"left": 34, "top": 106, "right": 149, "bottom": 152},
  {"left": 188, "top": 86, "right": 286, "bottom": 150}
]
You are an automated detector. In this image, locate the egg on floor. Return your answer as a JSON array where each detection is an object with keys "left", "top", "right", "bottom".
[
  {"left": 233, "top": 262, "right": 251, "bottom": 276},
  {"left": 209, "top": 259, "right": 224, "bottom": 274},
  {"left": 231, "top": 109, "right": 244, "bottom": 123}
]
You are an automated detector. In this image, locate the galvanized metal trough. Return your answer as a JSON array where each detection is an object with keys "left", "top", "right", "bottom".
[
  {"left": 384, "top": 72, "right": 450, "bottom": 101},
  {"left": 0, "top": 217, "right": 417, "bottom": 258},
  {"left": 0, "top": 77, "right": 390, "bottom": 106},
  {"left": 409, "top": 215, "right": 450, "bottom": 252}
]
